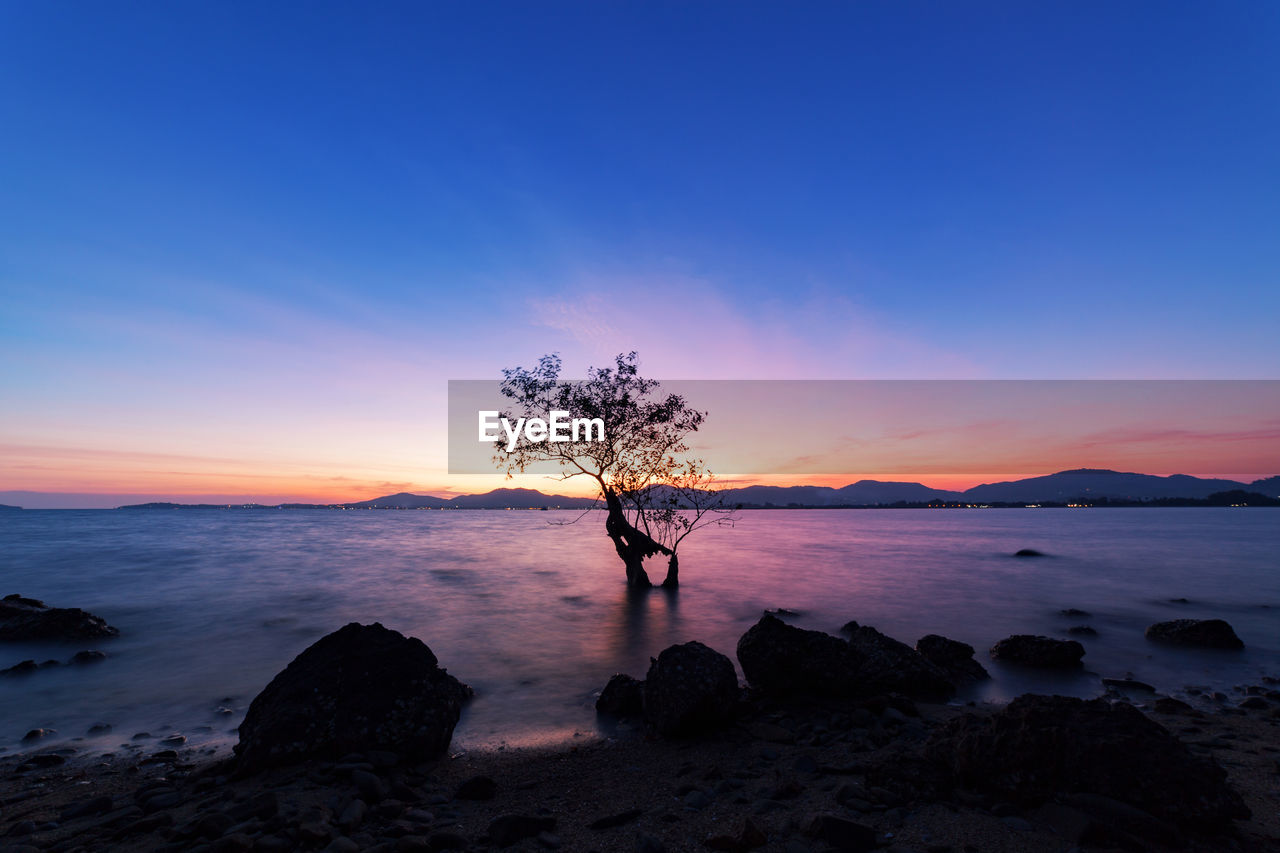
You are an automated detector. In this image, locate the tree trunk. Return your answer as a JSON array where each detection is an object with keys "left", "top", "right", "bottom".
[
  {"left": 603, "top": 488, "right": 669, "bottom": 588},
  {"left": 661, "top": 552, "right": 679, "bottom": 588}
]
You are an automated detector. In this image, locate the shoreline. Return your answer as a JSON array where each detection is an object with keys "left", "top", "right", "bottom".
[{"left": 2, "top": 688, "right": 1278, "bottom": 852}]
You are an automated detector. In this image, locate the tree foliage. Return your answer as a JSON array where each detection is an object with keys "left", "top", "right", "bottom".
[{"left": 493, "top": 352, "right": 733, "bottom": 586}]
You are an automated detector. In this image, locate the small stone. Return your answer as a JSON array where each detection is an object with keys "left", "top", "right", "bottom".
[
  {"left": 455, "top": 774, "right": 498, "bottom": 801},
  {"left": 22, "top": 728, "right": 54, "bottom": 742},
  {"left": 488, "top": 814, "right": 556, "bottom": 847},
  {"left": 339, "top": 798, "right": 367, "bottom": 830}
]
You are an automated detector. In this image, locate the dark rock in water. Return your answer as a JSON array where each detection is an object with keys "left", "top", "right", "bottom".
[
  {"left": 916, "top": 634, "right": 989, "bottom": 683},
  {"left": 1152, "top": 697, "right": 1195, "bottom": 714},
  {"left": 1060, "top": 608, "right": 1091, "bottom": 618},
  {"left": 596, "top": 673, "right": 644, "bottom": 716},
  {"left": 643, "top": 641, "right": 738, "bottom": 736},
  {"left": 845, "top": 622, "right": 954, "bottom": 701},
  {"left": 739, "top": 614, "right": 955, "bottom": 700},
  {"left": 1, "top": 659, "right": 40, "bottom": 677},
  {"left": 488, "top": 814, "right": 555, "bottom": 847},
  {"left": 87, "top": 723, "right": 112, "bottom": 735},
  {"left": 1169, "top": 597, "right": 1190, "bottom": 604},
  {"left": 1239, "top": 696, "right": 1270, "bottom": 711},
  {"left": 1014, "top": 548, "right": 1047, "bottom": 557},
  {"left": 990, "top": 635, "right": 1084, "bottom": 668},
  {"left": 233, "top": 622, "right": 471, "bottom": 773},
  {"left": 1102, "top": 677, "right": 1155, "bottom": 692},
  {"left": 0, "top": 594, "right": 119, "bottom": 641},
  {"left": 22, "top": 727, "right": 53, "bottom": 741},
  {"left": 455, "top": 775, "right": 498, "bottom": 801},
  {"left": 1145, "top": 619, "right": 1244, "bottom": 650},
  {"left": 1066, "top": 625, "right": 1097, "bottom": 636},
  {"left": 71, "top": 650, "right": 107, "bottom": 664},
  {"left": 739, "top": 614, "right": 862, "bottom": 696},
  {"left": 929, "top": 694, "right": 1250, "bottom": 829}
]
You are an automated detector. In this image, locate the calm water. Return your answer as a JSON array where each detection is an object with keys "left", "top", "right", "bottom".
[{"left": 1, "top": 508, "right": 1277, "bottom": 755}]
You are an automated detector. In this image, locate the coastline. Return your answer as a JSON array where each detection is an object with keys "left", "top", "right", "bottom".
[{"left": 3, "top": 685, "right": 1278, "bottom": 852}]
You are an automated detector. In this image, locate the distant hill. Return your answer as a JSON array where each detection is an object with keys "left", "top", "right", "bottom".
[
  {"left": 346, "top": 492, "right": 452, "bottom": 509},
  {"left": 1251, "top": 476, "right": 1280, "bottom": 497},
  {"left": 109, "top": 469, "right": 1280, "bottom": 511},
  {"left": 960, "top": 469, "right": 1258, "bottom": 503},
  {"left": 0, "top": 504, "right": 22, "bottom": 511},
  {"left": 446, "top": 488, "right": 598, "bottom": 509}
]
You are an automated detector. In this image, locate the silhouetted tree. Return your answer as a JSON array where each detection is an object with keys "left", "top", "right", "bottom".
[{"left": 493, "top": 352, "right": 729, "bottom": 587}]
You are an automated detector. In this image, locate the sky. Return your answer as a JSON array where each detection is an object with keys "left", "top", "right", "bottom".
[{"left": 1, "top": 3, "right": 1278, "bottom": 507}]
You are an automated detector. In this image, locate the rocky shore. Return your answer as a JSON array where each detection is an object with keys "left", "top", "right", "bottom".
[{"left": 1, "top": 604, "right": 1278, "bottom": 852}]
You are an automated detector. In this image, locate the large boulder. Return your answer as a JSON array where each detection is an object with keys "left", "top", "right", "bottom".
[
  {"left": 929, "top": 695, "right": 1250, "bottom": 830},
  {"left": 0, "top": 594, "right": 119, "bottom": 641},
  {"left": 596, "top": 673, "right": 644, "bottom": 716},
  {"left": 234, "top": 622, "right": 471, "bottom": 773},
  {"left": 737, "top": 614, "right": 956, "bottom": 700},
  {"left": 844, "top": 622, "right": 954, "bottom": 701},
  {"left": 990, "top": 634, "right": 1084, "bottom": 668},
  {"left": 916, "top": 634, "right": 989, "bottom": 683},
  {"left": 1144, "top": 619, "right": 1243, "bottom": 649},
  {"left": 737, "top": 614, "right": 861, "bottom": 696},
  {"left": 643, "top": 641, "right": 738, "bottom": 736}
]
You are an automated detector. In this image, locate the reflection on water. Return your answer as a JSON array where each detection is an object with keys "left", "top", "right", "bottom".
[{"left": 0, "top": 508, "right": 1277, "bottom": 754}]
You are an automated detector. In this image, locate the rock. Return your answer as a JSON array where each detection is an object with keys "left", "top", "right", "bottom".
[
  {"left": 339, "top": 798, "right": 367, "bottom": 830},
  {"left": 989, "top": 635, "right": 1084, "bottom": 668},
  {"left": 1, "top": 660, "right": 41, "bottom": 677},
  {"left": 738, "top": 614, "right": 954, "bottom": 700},
  {"left": 1102, "top": 678, "right": 1155, "bottom": 692},
  {"left": 1144, "top": 619, "right": 1244, "bottom": 650},
  {"left": 427, "top": 831, "right": 468, "bottom": 849},
  {"left": 704, "top": 816, "right": 767, "bottom": 851},
  {"left": 159, "top": 734, "right": 187, "bottom": 746},
  {"left": 71, "top": 650, "right": 108, "bottom": 664},
  {"left": 929, "top": 694, "right": 1250, "bottom": 829},
  {"left": 233, "top": 622, "right": 471, "bottom": 773},
  {"left": 1014, "top": 549, "right": 1046, "bottom": 557},
  {"left": 325, "top": 837, "right": 360, "bottom": 853},
  {"left": 0, "top": 594, "right": 119, "bottom": 641},
  {"left": 59, "top": 788, "right": 115, "bottom": 819},
  {"left": 455, "top": 774, "right": 498, "bottom": 801},
  {"left": 844, "top": 623, "right": 954, "bottom": 701},
  {"left": 488, "top": 814, "right": 556, "bottom": 848},
  {"left": 88, "top": 723, "right": 113, "bottom": 735},
  {"left": 1152, "top": 697, "right": 1194, "bottom": 714},
  {"left": 803, "top": 813, "right": 877, "bottom": 851},
  {"left": 1060, "top": 608, "right": 1091, "bottom": 618},
  {"left": 738, "top": 614, "right": 860, "bottom": 695},
  {"left": 1239, "top": 696, "right": 1270, "bottom": 710},
  {"left": 915, "top": 634, "right": 989, "bottom": 683},
  {"left": 351, "top": 768, "right": 387, "bottom": 802},
  {"left": 643, "top": 641, "right": 739, "bottom": 736},
  {"left": 1066, "top": 625, "right": 1097, "bottom": 636},
  {"left": 22, "top": 727, "right": 53, "bottom": 741},
  {"left": 597, "top": 673, "right": 644, "bottom": 716}
]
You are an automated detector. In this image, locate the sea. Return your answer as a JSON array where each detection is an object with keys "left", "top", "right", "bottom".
[{"left": 1, "top": 508, "right": 1277, "bottom": 756}]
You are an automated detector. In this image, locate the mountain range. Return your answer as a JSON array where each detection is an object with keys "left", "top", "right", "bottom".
[{"left": 111, "top": 469, "right": 1280, "bottom": 510}]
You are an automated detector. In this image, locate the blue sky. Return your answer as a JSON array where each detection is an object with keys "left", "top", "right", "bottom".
[{"left": 1, "top": 2, "right": 1278, "bottom": 504}]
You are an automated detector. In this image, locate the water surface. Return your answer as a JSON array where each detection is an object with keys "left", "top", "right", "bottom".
[{"left": 1, "top": 508, "right": 1276, "bottom": 755}]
